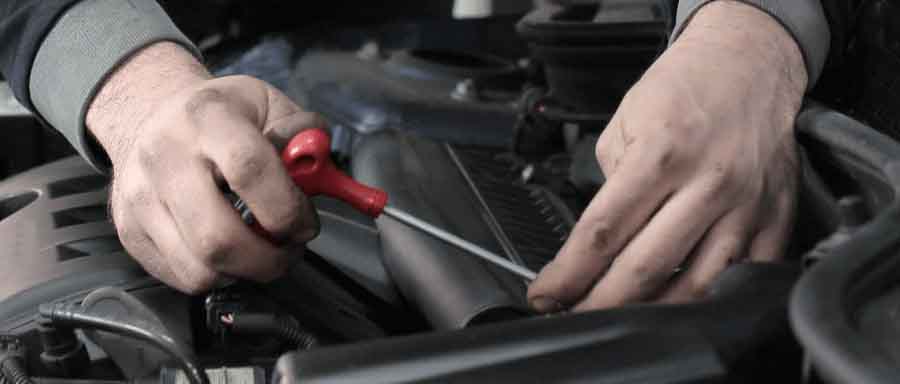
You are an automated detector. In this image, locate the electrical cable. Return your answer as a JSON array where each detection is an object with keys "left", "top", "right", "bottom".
[
  {"left": 222, "top": 313, "right": 318, "bottom": 350},
  {"left": 39, "top": 299, "right": 208, "bottom": 384}
]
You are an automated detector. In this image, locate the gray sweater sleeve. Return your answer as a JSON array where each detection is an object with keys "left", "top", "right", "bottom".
[
  {"left": 672, "top": 0, "right": 830, "bottom": 91},
  {"left": 29, "top": 0, "right": 200, "bottom": 172}
]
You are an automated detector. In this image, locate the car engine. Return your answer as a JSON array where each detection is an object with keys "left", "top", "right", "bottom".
[{"left": 2, "top": 1, "right": 900, "bottom": 383}]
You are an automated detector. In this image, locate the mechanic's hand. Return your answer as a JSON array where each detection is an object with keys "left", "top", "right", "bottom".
[
  {"left": 528, "top": 1, "right": 808, "bottom": 311},
  {"left": 86, "top": 42, "right": 323, "bottom": 294}
]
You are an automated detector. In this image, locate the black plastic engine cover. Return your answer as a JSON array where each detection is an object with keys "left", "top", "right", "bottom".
[{"left": 0, "top": 157, "right": 143, "bottom": 321}]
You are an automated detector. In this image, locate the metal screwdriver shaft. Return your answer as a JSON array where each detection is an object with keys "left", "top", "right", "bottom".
[
  {"left": 236, "top": 128, "right": 540, "bottom": 282},
  {"left": 382, "top": 206, "right": 537, "bottom": 281}
]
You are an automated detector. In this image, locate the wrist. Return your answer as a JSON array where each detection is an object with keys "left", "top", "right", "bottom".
[
  {"left": 86, "top": 42, "right": 211, "bottom": 164},
  {"left": 675, "top": 1, "right": 807, "bottom": 101}
]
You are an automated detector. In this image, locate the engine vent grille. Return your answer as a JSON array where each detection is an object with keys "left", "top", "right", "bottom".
[
  {"left": 53, "top": 205, "right": 108, "bottom": 228},
  {"left": 448, "top": 146, "right": 571, "bottom": 272},
  {"left": 57, "top": 236, "right": 122, "bottom": 262},
  {"left": 48, "top": 175, "right": 108, "bottom": 198}
]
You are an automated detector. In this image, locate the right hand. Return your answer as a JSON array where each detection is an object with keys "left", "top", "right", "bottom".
[{"left": 87, "top": 43, "right": 323, "bottom": 294}]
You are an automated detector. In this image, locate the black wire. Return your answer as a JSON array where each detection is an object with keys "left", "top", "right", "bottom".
[
  {"left": 226, "top": 313, "right": 319, "bottom": 350},
  {"left": 273, "top": 316, "right": 319, "bottom": 350},
  {"left": 0, "top": 354, "right": 33, "bottom": 384},
  {"left": 40, "top": 303, "right": 209, "bottom": 384}
]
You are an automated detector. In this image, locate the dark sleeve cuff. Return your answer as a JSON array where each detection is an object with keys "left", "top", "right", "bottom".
[
  {"left": 672, "top": 0, "right": 830, "bottom": 91},
  {"left": 28, "top": 0, "right": 201, "bottom": 173}
]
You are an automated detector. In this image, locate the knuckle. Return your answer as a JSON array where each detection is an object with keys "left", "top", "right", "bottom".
[
  {"left": 705, "top": 169, "right": 732, "bottom": 195},
  {"left": 680, "top": 277, "right": 707, "bottom": 299},
  {"left": 580, "top": 218, "right": 615, "bottom": 252},
  {"left": 194, "top": 229, "right": 234, "bottom": 267},
  {"left": 120, "top": 185, "right": 154, "bottom": 209},
  {"left": 269, "top": 212, "right": 299, "bottom": 235},
  {"left": 223, "top": 144, "right": 269, "bottom": 191},
  {"left": 647, "top": 140, "right": 678, "bottom": 172},
  {"left": 115, "top": 221, "right": 140, "bottom": 248},
  {"left": 621, "top": 255, "right": 668, "bottom": 290},
  {"left": 183, "top": 88, "right": 229, "bottom": 119},
  {"left": 268, "top": 196, "right": 303, "bottom": 233},
  {"left": 625, "top": 260, "right": 653, "bottom": 281},
  {"left": 136, "top": 136, "right": 167, "bottom": 171}
]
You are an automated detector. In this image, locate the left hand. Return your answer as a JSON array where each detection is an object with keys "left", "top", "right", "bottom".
[{"left": 527, "top": 1, "right": 808, "bottom": 312}]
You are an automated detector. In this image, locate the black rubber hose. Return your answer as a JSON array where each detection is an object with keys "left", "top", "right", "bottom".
[
  {"left": 39, "top": 302, "right": 208, "bottom": 384},
  {"left": 0, "top": 354, "right": 33, "bottom": 384},
  {"left": 229, "top": 313, "right": 318, "bottom": 349},
  {"left": 273, "top": 316, "right": 319, "bottom": 350}
]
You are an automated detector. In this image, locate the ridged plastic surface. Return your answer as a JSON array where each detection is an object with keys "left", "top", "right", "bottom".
[{"left": 0, "top": 157, "right": 138, "bottom": 305}]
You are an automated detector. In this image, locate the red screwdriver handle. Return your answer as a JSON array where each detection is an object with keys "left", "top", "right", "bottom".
[{"left": 282, "top": 129, "right": 388, "bottom": 218}]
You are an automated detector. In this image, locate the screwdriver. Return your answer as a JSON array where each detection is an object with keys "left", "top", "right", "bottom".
[{"left": 238, "top": 128, "right": 538, "bottom": 281}]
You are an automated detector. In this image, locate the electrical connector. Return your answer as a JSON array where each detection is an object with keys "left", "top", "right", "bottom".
[
  {"left": 36, "top": 318, "right": 88, "bottom": 378},
  {"left": 204, "top": 290, "right": 248, "bottom": 342}
]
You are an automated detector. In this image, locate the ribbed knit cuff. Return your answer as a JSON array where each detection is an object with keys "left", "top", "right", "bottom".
[
  {"left": 29, "top": 0, "right": 201, "bottom": 172},
  {"left": 672, "top": 0, "right": 830, "bottom": 91}
]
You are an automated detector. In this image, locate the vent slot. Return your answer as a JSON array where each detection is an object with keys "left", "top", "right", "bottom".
[
  {"left": 48, "top": 175, "right": 108, "bottom": 198},
  {"left": 57, "top": 236, "right": 123, "bottom": 261},
  {"left": 53, "top": 205, "right": 109, "bottom": 228},
  {"left": 0, "top": 191, "right": 39, "bottom": 222}
]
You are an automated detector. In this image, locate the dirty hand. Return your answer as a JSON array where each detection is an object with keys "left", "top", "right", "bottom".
[
  {"left": 87, "top": 42, "right": 323, "bottom": 294},
  {"left": 528, "top": 1, "right": 808, "bottom": 311}
]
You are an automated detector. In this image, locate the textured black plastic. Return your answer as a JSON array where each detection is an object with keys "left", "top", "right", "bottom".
[
  {"left": 790, "top": 105, "right": 900, "bottom": 384},
  {"left": 274, "top": 263, "right": 798, "bottom": 383},
  {"left": 517, "top": 0, "right": 670, "bottom": 112},
  {"left": 0, "top": 158, "right": 137, "bottom": 307},
  {"left": 0, "top": 156, "right": 400, "bottom": 325}
]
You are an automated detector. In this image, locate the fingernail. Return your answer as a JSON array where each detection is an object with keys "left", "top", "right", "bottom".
[{"left": 530, "top": 296, "right": 564, "bottom": 313}]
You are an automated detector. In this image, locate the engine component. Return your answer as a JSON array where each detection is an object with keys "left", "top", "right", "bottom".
[
  {"left": 221, "top": 313, "right": 318, "bottom": 350},
  {"left": 274, "top": 263, "right": 800, "bottom": 384},
  {"left": 0, "top": 157, "right": 146, "bottom": 324},
  {"left": 517, "top": 0, "right": 670, "bottom": 114},
  {"left": 265, "top": 128, "right": 537, "bottom": 280},
  {"left": 512, "top": 1, "right": 670, "bottom": 156},
  {"left": 448, "top": 146, "right": 576, "bottom": 272},
  {"left": 36, "top": 322, "right": 88, "bottom": 378},
  {"left": 292, "top": 48, "right": 524, "bottom": 150},
  {"left": 353, "top": 132, "right": 535, "bottom": 330},
  {"left": 305, "top": 197, "right": 401, "bottom": 306},
  {"left": 790, "top": 106, "right": 900, "bottom": 384},
  {"left": 40, "top": 287, "right": 207, "bottom": 384}
]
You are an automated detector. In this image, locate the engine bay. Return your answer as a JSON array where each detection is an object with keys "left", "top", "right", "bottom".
[{"left": 2, "top": 2, "right": 900, "bottom": 383}]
